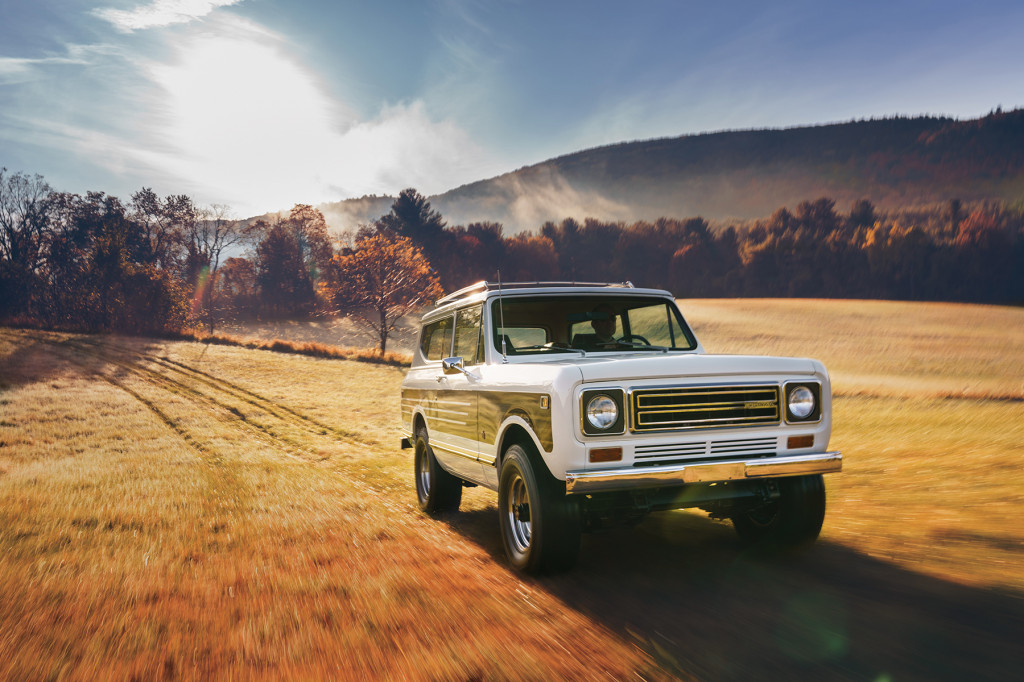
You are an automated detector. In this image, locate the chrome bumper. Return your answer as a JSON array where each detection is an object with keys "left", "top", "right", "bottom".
[{"left": 564, "top": 451, "right": 842, "bottom": 495}]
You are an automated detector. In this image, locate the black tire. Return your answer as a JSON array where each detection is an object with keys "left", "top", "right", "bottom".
[
  {"left": 732, "top": 474, "right": 826, "bottom": 549},
  {"left": 413, "top": 426, "right": 462, "bottom": 514},
  {"left": 498, "top": 443, "right": 581, "bottom": 574}
]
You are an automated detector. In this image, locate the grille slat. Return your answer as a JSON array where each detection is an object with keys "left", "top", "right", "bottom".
[
  {"left": 634, "top": 443, "right": 706, "bottom": 461},
  {"left": 631, "top": 385, "right": 780, "bottom": 432},
  {"left": 633, "top": 436, "right": 777, "bottom": 466}
]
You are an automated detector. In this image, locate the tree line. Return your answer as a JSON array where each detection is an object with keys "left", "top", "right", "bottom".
[
  {"left": 383, "top": 191, "right": 1024, "bottom": 304},
  {"left": 0, "top": 169, "right": 439, "bottom": 352},
  {"left": 3, "top": 168, "right": 1022, "bottom": 353}
]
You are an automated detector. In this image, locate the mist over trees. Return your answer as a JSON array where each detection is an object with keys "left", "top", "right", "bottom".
[
  {"left": 2, "top": 168, "right": 1022, "bottom": 346},
  {"left": 414, "top": 194, "right": 1023, "bottom": 304},
  {"left": 319, "top": 109, "right": 1024, "bottom": 234}
]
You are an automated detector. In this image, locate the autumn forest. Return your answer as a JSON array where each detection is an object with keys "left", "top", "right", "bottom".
[{"left": 1, "top": 168, "right": 1022, "bottom": 352}]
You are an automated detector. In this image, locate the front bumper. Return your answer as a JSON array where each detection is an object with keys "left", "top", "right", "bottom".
[{"left": 564, "top": 451, "right": 842, "bottom": 495}]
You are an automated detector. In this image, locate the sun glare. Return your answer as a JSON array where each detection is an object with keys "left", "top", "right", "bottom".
[
  {"left": 144, "top": 24, "right": 496, "bottom": 217},
  {"left": 149, "top": 33, "right": 349, "bottom": 212}
]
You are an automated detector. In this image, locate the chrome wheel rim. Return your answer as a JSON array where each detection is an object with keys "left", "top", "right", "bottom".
[
  {"left": 506, "top": 473, "right": 532, "bottom": 553},
  {"left": 417, "top": 446, "right": 431, "bottom": 499}
]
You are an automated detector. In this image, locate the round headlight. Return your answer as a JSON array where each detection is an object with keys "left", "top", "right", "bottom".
[
  {"left": 788, "top": 385, "right": 816, "bottom": 419},
  {"left": 586, "top": 395, "right": 619, "bottom": 430}
]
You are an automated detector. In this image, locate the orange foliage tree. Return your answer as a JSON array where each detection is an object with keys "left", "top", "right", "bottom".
[{"left": 331, "top": 230, "right": 442, "bottom": 354}]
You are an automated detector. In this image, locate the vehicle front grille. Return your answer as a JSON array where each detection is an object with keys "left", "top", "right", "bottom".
[
  {"left": 630, "top": 384, "right": 780, "bottom": 432},
  {"left": 633, "top": 436, "right": 777, "bottom": 466}
]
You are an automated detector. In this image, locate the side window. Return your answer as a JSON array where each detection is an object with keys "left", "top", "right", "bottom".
[
  {"left": 453, "top": 305, "right": 483, "bottom": 365},
  {"left": 420, "top": 316, "right": 453, "bottom": 361}
]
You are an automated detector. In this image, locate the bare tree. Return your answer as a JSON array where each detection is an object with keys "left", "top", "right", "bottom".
[
  {"left": 0, "top": 168, "right": 53, "bottom": 318},
  {"left": 189, "top": 203, "right": 242, "bottom": 332},
  {"left": 128, "top": 188, "right": 194, "bottom": 273}
]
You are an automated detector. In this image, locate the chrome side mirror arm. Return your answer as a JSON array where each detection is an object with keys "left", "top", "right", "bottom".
[{"left": 441, "top": 356, "right": 473, "bottom": 378}]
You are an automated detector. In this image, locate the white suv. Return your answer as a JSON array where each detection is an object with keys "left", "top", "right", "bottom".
[{"left": 400, "top": 282, "right": 842, "bottom": 574}]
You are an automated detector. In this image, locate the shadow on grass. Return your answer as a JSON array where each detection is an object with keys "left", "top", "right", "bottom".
[
  {"left": 0, "top": 330, "right": 163, "bottom": 392},
  {"left": 0, "top": 333, "right": 85, "bottom": 390},
  {"left": 443, "top": 507, "right": 1024, "bottom": 681}
]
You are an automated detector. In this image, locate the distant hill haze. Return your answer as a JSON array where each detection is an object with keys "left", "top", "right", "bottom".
[{"left": 317, "top": 109, "right": 1024, "bottom": 233}]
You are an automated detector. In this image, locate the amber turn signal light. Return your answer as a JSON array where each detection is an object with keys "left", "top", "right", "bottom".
[
  {"left": 589, "top": 447, "right": 623, "bottom": 463},
  {"left": 787, "top": 435, "right": 814, "bottom": 449}
]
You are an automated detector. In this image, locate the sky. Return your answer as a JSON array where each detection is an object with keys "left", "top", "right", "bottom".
[{"left": 2, "top": 0, "right": 1023, "bottom": 218}]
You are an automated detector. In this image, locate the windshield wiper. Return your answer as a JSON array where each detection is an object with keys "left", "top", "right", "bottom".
[
  {"left": 615, "top": 341, "right": 670, "bottom": 352},
  {"left": 515, "top": 344, "right": 587, "bottom": 356}
]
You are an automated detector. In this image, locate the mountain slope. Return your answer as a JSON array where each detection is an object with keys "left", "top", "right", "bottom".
[{"left": 319, "top": 109, "right": 1024, "bottom": 233}]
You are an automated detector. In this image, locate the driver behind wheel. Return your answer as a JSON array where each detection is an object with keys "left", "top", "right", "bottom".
[{"left": 571, "top": 303, "right": 617, "bottom": 350}]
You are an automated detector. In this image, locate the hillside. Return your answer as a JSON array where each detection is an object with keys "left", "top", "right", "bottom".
[{"left": 319, "top": 109, "right": 1024, "bottom": 233}]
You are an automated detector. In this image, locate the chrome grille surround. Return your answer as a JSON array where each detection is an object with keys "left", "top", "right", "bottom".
[{"left": 629, "top": 384, "right": 781, "bottom": 432}]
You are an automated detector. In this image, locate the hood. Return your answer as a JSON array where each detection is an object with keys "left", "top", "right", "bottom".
[{"left": 573, "top": 352, "right": 819, "bottom": 383}]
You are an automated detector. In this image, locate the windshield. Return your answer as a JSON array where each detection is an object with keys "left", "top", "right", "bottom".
[{"left": 491, "top": 295, "right": 697, "bottom": 356}]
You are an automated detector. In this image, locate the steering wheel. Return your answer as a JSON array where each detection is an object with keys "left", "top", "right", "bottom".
[{"left": 618, "top": 335, "right": 651, "bottom": 345}]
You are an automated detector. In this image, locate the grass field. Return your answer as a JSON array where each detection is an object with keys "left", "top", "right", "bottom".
[{"left": 1, "top": 298, "right": 1022, "bottom": 680}]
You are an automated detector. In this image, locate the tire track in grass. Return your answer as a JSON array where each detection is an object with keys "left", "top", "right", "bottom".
[
  {"left": 23, "top": 335, "right": 256, "bottom": 583},
  {"left": 65, "top": 335, "right": 376, "bottom": 457},
  {"left": 153, "top": 354, "right": 364, "bottom": 442},
  {"left": 4, "top": 328, "right": 392, "bottom": 486},
  {"left": 55, "top": 336, "right": 355, "bottom": 464}
]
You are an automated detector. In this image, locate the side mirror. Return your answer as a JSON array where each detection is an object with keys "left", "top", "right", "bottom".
[{"left": 442, "top": 356, "right": 467, "bottom": 375}]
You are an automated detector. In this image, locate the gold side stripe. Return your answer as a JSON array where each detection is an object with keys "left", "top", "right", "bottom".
[
  {"left": 400, "top": 397, "right": 473, "bottom": 407},
  {"left": 430, "top": 442, "right": 478, "bottom": 461},
  {"left": 427, "top": 407, "right": 471, "bottom": 417},
  {"left": 428, "top": 411, "right": 468, "bottom": 421}
]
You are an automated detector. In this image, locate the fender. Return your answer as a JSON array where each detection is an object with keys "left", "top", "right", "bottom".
[{"left": 492, "top": 414, "right": 549, "bottom": 470}]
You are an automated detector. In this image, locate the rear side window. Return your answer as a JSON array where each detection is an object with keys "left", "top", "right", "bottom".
[{"left": 421, "top": 316, "right": 453, "bottom": 361}]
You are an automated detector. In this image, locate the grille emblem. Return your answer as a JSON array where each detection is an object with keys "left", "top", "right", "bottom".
[{"left": 745, "top": 400, "right": 776, "bottom": 409}]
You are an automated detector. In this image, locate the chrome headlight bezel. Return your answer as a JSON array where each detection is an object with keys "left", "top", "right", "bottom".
[
  {"left": 581, "top": 388, "right": 625, "bottom": 435},
  {"left": 784, "top": 382, "right": 822, "bottom": 423}
]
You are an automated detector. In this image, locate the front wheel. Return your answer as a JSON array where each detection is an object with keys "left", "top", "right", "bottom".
[
  {"left": 731, "top": 474, "right": 826, "bottom": 548},
  {"left": 414, "top": 427, "right": 462, "bottom": 514},
  {"left": 498, "top": 444, "right": 581, "bottom": 574}
]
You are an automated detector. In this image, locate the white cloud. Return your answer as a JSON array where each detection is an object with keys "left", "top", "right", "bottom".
[
  {"left": 137, "top": 24, "right": 500, "bottom": 216},
  {"left": 1, "top": 11, "right": 501, "bottom": 219},
  {"left": 93, "top": 0, "right": 244, "bottom": 33},
  {"left": 0, "top": 44, "right": 102, "bottom": 84}
]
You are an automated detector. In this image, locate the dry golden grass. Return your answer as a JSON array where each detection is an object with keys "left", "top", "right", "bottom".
[
  {"left": 0, "top": 330, "right": 659, "bottom": 681},
  {"left": 211, "top": 316, "right": 420, "bottom": 356},
  {"left": 2, "top": 297, "right": 1023, "bottom": 680},
  {"left": 175, "top": 329, "right": 412, "bottom": 367}
]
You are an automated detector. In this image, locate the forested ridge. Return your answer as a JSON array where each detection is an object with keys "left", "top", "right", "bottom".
[{"left": 322, "top": 108, "right": 1024, "bottom": 232}]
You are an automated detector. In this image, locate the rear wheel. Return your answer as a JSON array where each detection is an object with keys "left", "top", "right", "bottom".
[
  {"left": 731, "top": 474, "right": 826, "bottom": 548},
  {"left": 498, "top": 443, "right": 581, "bottom": 574},
  {"left": 413, "top": 426, "right": 462, "bottom": 514}
]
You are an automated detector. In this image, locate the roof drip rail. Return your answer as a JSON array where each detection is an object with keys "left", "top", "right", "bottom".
[
  {"left": 434, "top": 281, "right": 490, "bottom": 307},
  {"left": 434, "top": 280, "right": 635, "bottom": 306}
]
